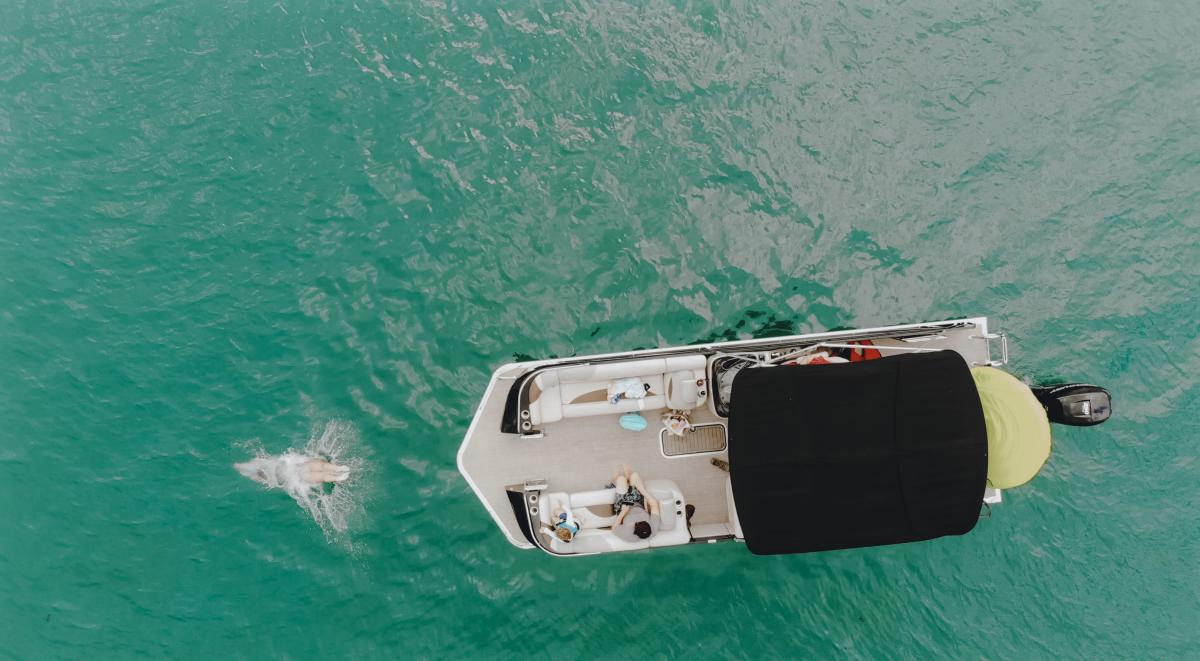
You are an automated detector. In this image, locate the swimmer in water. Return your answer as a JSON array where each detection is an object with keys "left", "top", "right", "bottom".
[
  {"left": 235, "top": 451, "right": 354, "bottom": 532},
  {"left": 235, "top": 422, "right": 362, "bottom": 536},
  {"left": 235, "top": 453, "right": 351, "bottom": 487}
]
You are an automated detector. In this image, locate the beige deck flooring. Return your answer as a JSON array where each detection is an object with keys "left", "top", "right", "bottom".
[{"left": 536, "top": 408, "right": 732, "bottom": 527}]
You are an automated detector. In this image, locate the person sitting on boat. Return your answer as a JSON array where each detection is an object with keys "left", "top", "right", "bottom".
[
  {"left": 551, "top": 504, "right": 580, "bottom": 543},
  {"left": 606, "top": 466, "right": 661, "bottom": 541}
]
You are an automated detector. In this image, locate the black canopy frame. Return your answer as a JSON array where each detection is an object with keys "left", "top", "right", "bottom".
[{"left": 728, "top": 351, "right": 988, "bottom": 555}]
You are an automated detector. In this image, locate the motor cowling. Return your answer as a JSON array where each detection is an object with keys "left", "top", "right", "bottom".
[{"left": 1032, "top": 384, "right": 1112, "bottom": 426}]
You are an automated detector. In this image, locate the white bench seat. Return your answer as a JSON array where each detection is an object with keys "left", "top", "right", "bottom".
[
  {"left": 528, "top": 356, "right": 707, "bottom": 425},
  {"left": 538, "top": 479, "right": 690, "bottom": 554}
]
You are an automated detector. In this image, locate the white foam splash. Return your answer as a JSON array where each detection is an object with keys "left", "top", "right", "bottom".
[{"left": 235, "top": 420, "right": 365, "bottom": 539}]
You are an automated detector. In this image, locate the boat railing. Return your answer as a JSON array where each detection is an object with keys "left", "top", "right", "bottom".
[{"left": 971, "top": 331, "right": 1008, "bottom": 366}]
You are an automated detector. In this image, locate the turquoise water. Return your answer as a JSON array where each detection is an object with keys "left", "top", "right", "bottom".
[{"left": 2, "top": 0, "right": 1198, "bottom": 657}]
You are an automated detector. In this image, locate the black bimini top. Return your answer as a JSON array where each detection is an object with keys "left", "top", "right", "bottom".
[{"left": 728, "top": 351, "right": 988, "bottom": 555}]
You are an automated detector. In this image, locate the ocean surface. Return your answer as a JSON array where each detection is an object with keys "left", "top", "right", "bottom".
[{"left": 1, "top": 0, "right": 1197, "bottom": 658}]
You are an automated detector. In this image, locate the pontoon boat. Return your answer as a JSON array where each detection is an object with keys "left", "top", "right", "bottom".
[{"left": 457, "top": 318, "right": 1110, "bottom": 557}]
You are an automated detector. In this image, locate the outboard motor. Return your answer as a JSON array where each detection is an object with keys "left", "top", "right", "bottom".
[{"left": 1032, "top": 384, "right": 1112, "bottom": 426}]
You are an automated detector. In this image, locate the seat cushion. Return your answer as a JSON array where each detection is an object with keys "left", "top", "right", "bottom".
[
  {"left": 644, "top": 479, "right": 690, "bottom": 548},
  {"left": 540, "top": 491, "right": 618, "bottom": 532},
  {"left": 664, "top": 355, "right": 707, "bottom": 372},
  {"left": 554, "top": 528, "right": 649, "bottom": 554},
  {"left": 556, "top": 359, "right": 668, "bottom": 384},
  {"left": 559, "top": 374, "right": 664, "bottom": 406},
  {"left": 529, "top": 371, "right": 564, "bottom": 425},
  {"left": 568, "top": 488, "right": 618, "bottom": 508},
  {"left": 665, "top": 371, "right": 701, "bottom": 409}
]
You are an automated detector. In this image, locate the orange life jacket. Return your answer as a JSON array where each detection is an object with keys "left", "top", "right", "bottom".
[{"left": 848, "top": 340, "right": 882, "bottom": 362}]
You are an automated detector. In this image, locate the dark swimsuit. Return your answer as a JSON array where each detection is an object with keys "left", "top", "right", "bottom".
[{"left": 605, "top": 482, "right": 646, "bottom": 515}]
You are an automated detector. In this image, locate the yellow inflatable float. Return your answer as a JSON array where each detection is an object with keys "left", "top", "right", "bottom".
[{"left": 971, "top": 366, "right": 1052, "bottom": 489}]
